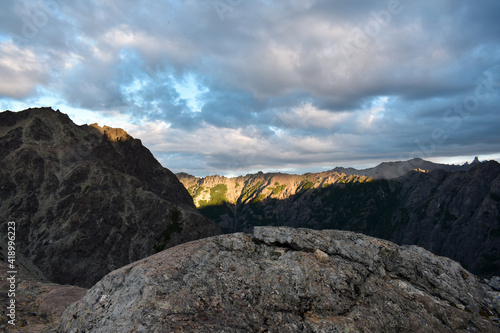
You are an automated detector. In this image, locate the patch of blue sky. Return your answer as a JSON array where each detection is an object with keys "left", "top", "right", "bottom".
[
  {"left": 0, "top": 34, "right": 11, "bottom": 42},
  {"left": 172, "top": 73, "right": 208, "bottom": 112}
]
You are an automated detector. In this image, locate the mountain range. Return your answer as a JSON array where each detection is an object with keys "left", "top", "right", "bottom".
[
  {"left": 0, "top": 107, "right": 498, "bottom": 331},
  {"left": 178, "top": 158, "right": 500, "bottom": 278}
]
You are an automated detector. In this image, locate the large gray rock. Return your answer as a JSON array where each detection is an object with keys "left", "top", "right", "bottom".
[
  {"left": 0, "top": 107, "right": 220, "bottom": 287},
  {"left": 59, "top": 227, "right": 500, "bottom": 332}
]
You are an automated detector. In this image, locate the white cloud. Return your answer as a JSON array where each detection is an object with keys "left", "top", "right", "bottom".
[
  {"left": 276, "top": 102, "right": 350, "bottom": 130},
  {"left": 0, "top": 41, "right": 46, "bottom": 97}
]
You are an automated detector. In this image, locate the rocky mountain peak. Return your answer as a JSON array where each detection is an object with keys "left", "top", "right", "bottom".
[{"left": 0, "top": 107, "right": 220, "bottom": 287}]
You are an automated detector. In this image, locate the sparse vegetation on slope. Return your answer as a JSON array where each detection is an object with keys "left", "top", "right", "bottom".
[
  {"left": 240, "top": 181, "right": 262, "bottom": 203},
  {"left": 268, "top": 182, "right": 286, "bottom": 195},
  {"left": 198, "top": 184, "right": 228, "bottom": 208},
  {"left": 154, "top": 209, "right": 183, "bottom": 253}
]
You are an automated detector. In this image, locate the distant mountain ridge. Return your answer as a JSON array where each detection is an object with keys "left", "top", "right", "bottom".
[
  {"left": 176, "top": 157, "right": 476, "bottom": 210},
  {"left": 177, "top": 159, "right": 500, "bottom": 277},
  {"left": 331, "top": 157, "right": 476, "bottom": 179},
  {"left": 0, "top": 107, "right": 220, "bottom": 287}
]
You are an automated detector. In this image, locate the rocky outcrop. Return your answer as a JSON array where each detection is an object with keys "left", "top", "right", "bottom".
[
  {"left": 59, "top": 227, "right": 500, "bottom": 332},
  {"left": 178, "top": 161, "right": 500, "bottom": 278},
  {"left": 0, "top": 107, "right": 220, "bottom": 287}
]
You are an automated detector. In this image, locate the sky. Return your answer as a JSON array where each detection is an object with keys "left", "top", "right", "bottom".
[{"left": 1, "top": 0, "right": 499, "bottom": 177}]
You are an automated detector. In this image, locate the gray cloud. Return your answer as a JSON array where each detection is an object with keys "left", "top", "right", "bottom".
[{"left": 0, "top": 0, "right": 499, "bottom": 175}]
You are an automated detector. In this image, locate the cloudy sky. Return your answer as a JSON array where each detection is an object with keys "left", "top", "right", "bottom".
[{"left": 1, "top": 0, "right": 499, "bottom": 176}]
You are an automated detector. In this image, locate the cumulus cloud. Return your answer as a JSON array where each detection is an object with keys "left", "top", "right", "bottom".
[{"left": 0, "top": 0, "right": 499, "bottom": 175}]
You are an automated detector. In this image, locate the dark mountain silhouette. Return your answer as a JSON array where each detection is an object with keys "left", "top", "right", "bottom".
[
  {"left": 178, "top": 160, "right": 500, "bottom": 277},
  {"left": 0, "top": 107, "right": 220, "bottom": 287}
]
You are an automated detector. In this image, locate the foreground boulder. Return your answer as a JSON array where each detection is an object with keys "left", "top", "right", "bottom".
[
  {"left": 59, "top": 227, "right": 500, "bottom": 332},
  {"left": 0, "top": 107, "right": 220, "bottom": 287}
]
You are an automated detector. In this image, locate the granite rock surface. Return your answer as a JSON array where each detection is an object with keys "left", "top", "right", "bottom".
[{"left": 59, "top": 227, "right": 500, "bottom": 332}]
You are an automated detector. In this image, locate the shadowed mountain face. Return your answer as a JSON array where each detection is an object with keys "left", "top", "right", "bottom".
[
  {"left": 0, "top": 107, "right": 220, "bottom": 287},
  {"left": 178, "top": 161, "right": 500, "bottom": 277}
]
